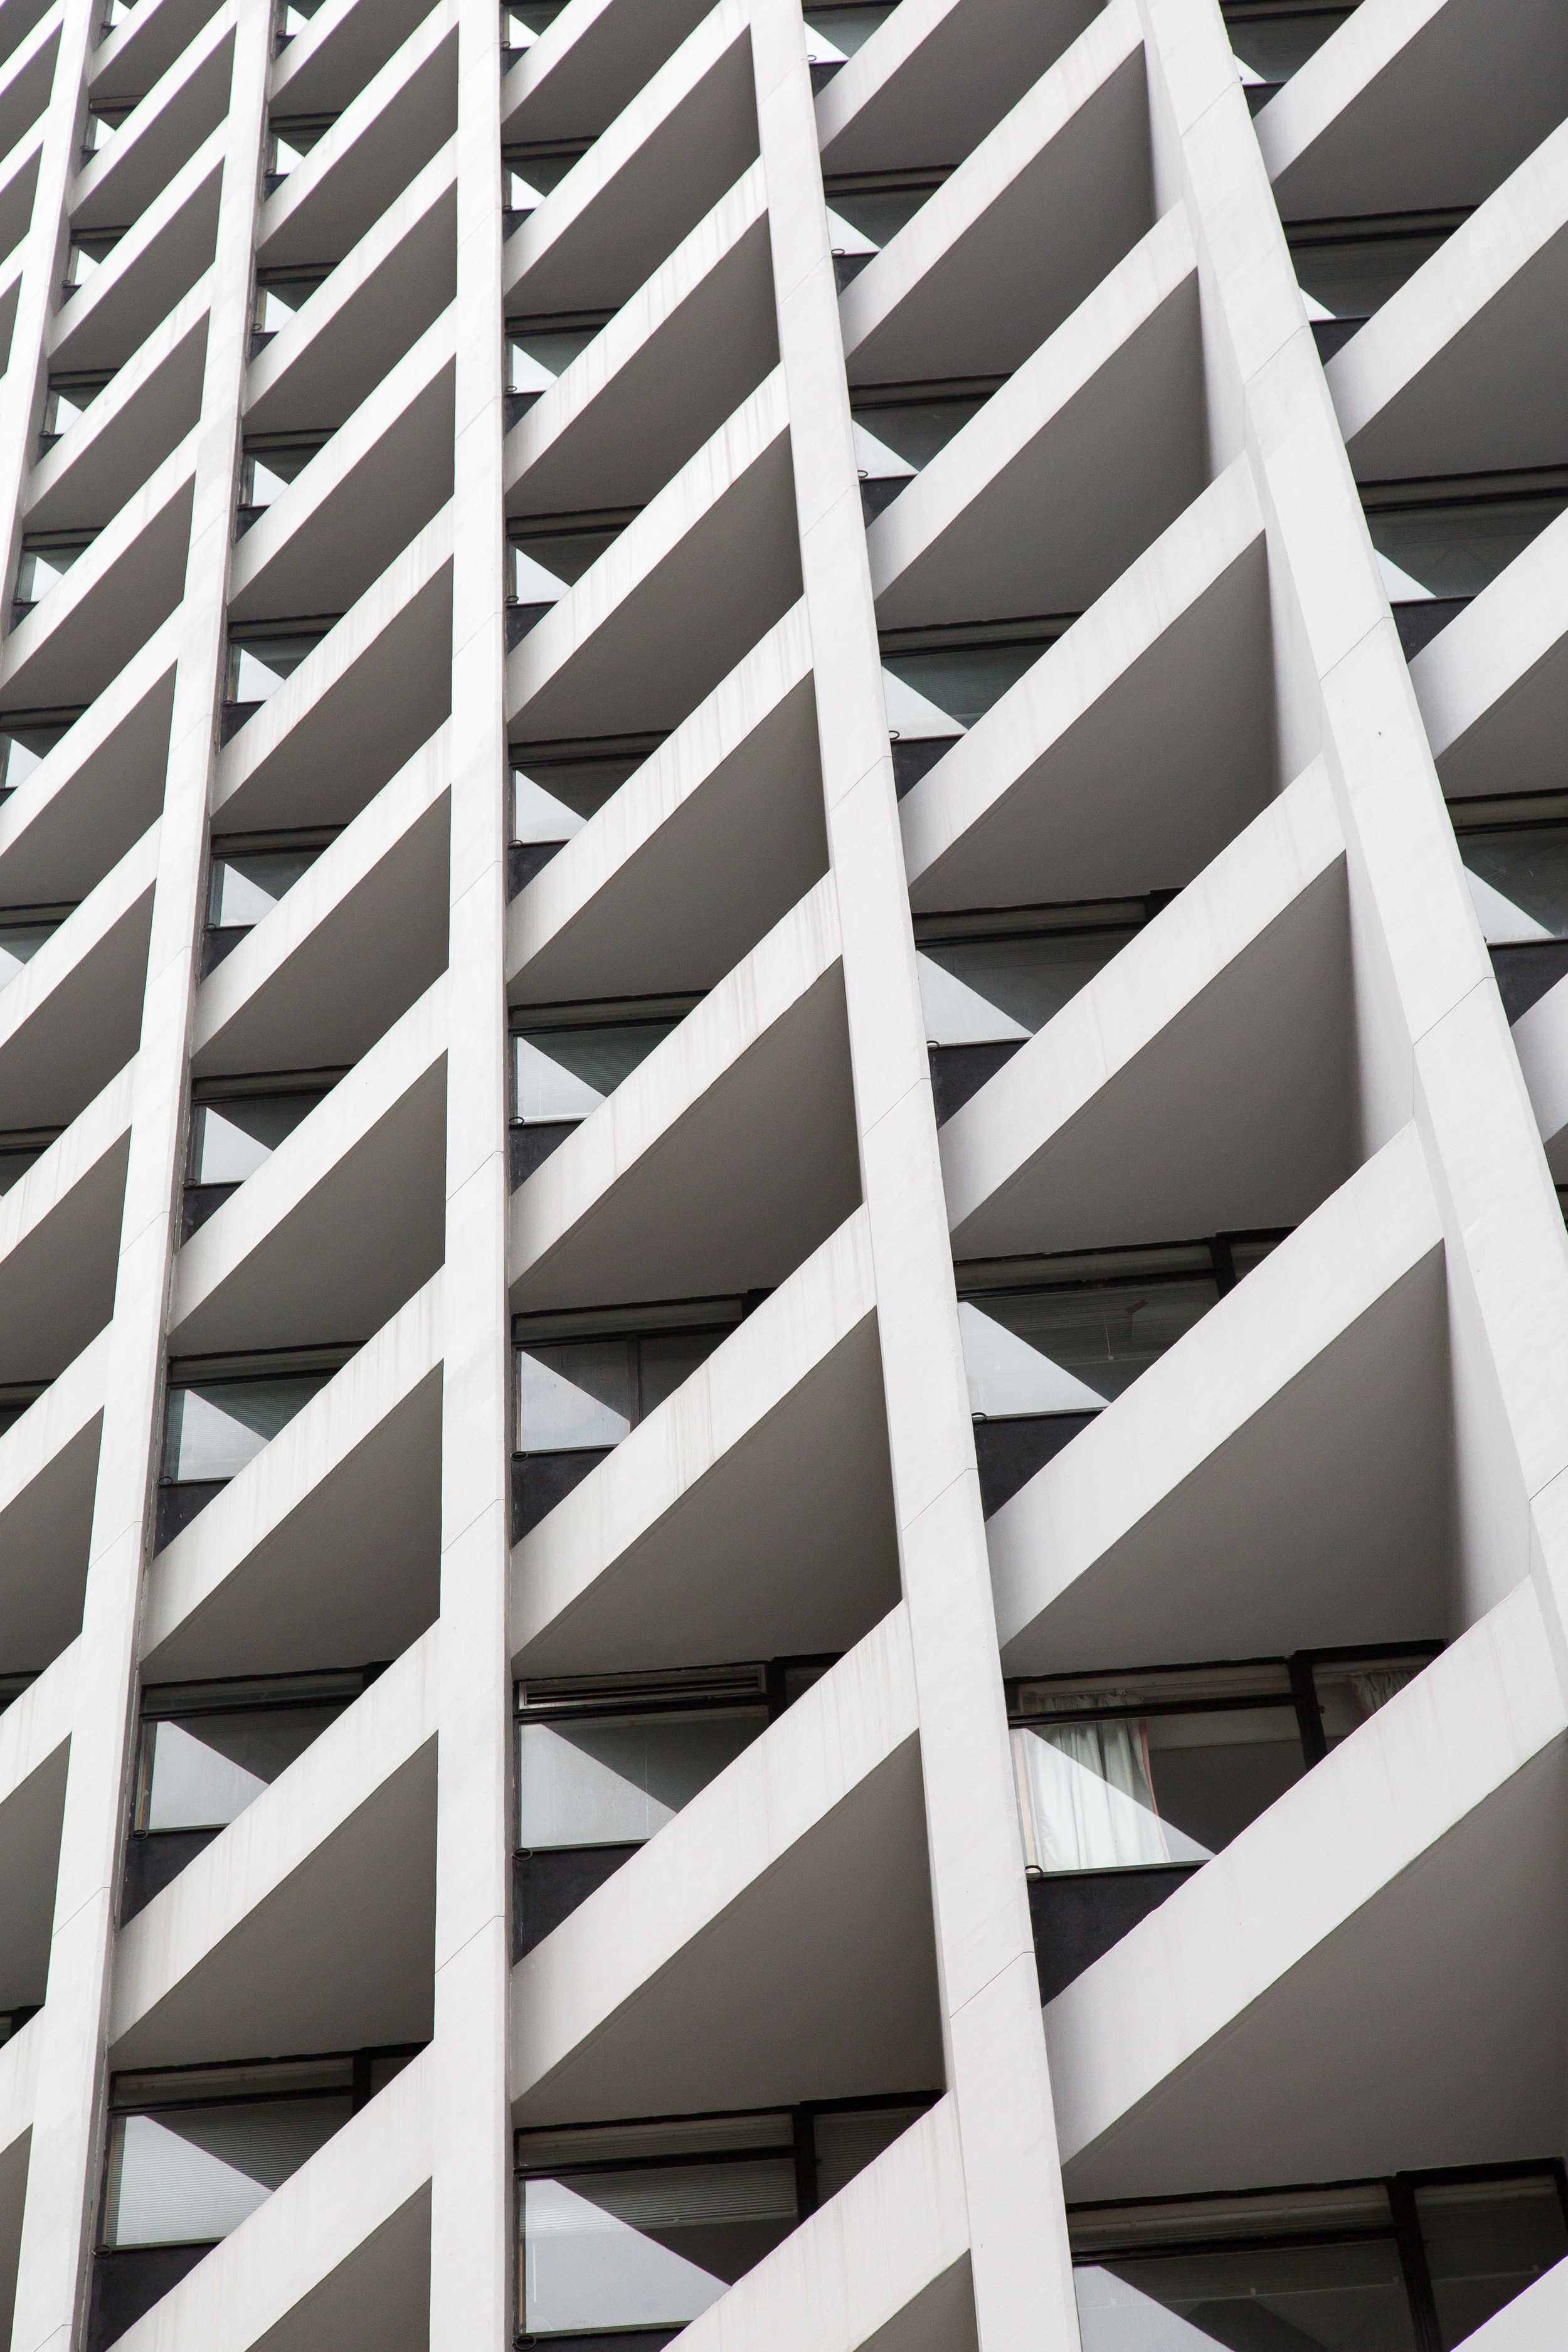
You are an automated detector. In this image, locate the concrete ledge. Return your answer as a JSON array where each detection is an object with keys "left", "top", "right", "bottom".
[
  {"left": 509, "top": 875, "right": 860, "bottom": 1310},
  {"left": 507, "top": 603, "right": 825, "bottom": 1003},
  {"left": 1409, "top": 501, "right": 1568, "bottom": 800},
  {"left": 110, "top": 1629, "right": 438, "bottom": 2062},
  {"left": 46, "top": 121, "right": 223, "bottom": 371},
  {"left": 867, "top": 207, "right": 1203, "bottom": 627},
  {"left": 140, "top": 1272, "right": 443, "bottom": 1680},
  {"left": 25, "top": 275, "right": 209, "bottom": 533},
  {"left": 988, "top": 1122, "right": 1447, "bottom": 1671},
  {"left": 506, "top": 371, "right": 798, "bottom": 737},
  {"left": 901, "top": 460, "right": 1272, "bottom": 911},
  {"left": 506, "top": 162, "right": 774, "bottom": 516},
  {"left": 70, "top": 0, "right": 233, "bottom": 234},
  {"left": 0, "top": 820, "right": 157, "bottom": 1130},
  {"left": 0, "top": 618, "right": 176, "bottom": 906},
  {"left": 173, "top": 977, "right": 447, "bottom": 1353},
  {"left": 211, "top": 509, "right": 452, "bottom": 834},
  {"left": 0, "top": 1330, "right": 105, "bottom": 1669},
  {"left": 1047, "top": 1577, "right": 1567, "bottom": 2196},
  {"left": 511, "top": 1608, "right": 940, "bottom": 2120},
  {"left": 511, "top": 1207, "right": 900, "bottom": 1673},
  {"left": 839, "top": 0, "right": 1149, "bottom": 383},
  {"left": 504, "top": 0, "right": 755, "bottom": 313},
  {"left": 502, "top": 0, "right": 712, "bottom": 140},
  {"left": 110, "top": 2047, "right": 432, "bottom": 2352},
  {"left": 817, "top": 0, "right": 1101, "bottom": 176},
  {"left": 940, "top": 764, "right": 1352, "bottom": 1257}
]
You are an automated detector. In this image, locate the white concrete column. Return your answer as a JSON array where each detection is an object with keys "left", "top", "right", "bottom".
[
  {"left": 5, "top": 8, "right": 272, "bottom": 2347},
  {"left": 748, "top": 4, "right": 1083, "bottom": 2344},
  {"left": 429, "top": 0, "right": 512, "bottom": 2344}
]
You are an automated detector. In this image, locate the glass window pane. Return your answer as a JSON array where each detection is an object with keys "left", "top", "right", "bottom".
[
  {"left": 803, "top": 6, "right": 895, "bottom": 64},
  {"left": 854, "top": 396, "right": 989, "bottom": 472},
  {"left": 1458, "top": 824, "right": 1568, "bottom": 943},
  {"left": 0, "top": 719, "right": 73, "bottom": 797},
  {"left": 813, "top": 2107, "right": 925, "bottom": 2204},
  {"left": 637, "top": 1328, "right": 726, "bottom": 1416},
  {"left": 1294, "top": 231, "right": 1454, "bottom": 321},
  {"left": 882, "top": 642, "right": 1047, "bottom": 731},
  {"left": 1225, "top": 8, "right": 1353, "bottom": 83},
  {"left": 1014, "top": 1720, "right": 1215, "bottom": 1873},
  {"left": 1081, "top": 2240, "right": 1417, "bottom": 2352},
  {"left": 919, "top": 929, "right": 1137, "bottom": 1043},
  {"left": 1313, "top": 1661, "right": 1422, "bottom": 1749},
  {"left": 516, "top": 1338, "right": 636, "bottom": 1451},
  {"left": 513, "top": 1021, "right": 677, "bottom": 1120},
  {"left": 521, "top": 2159, "right": 797, "bottom": 2336},
  {"left": 516, "top": 1708, "right": 767, "bottom": 1846},
  {"left": 103, "top": 2097, "right": 351, "bottom": 2247},
  {"left": 142, "top": 1704, "right": 343, "bottom": 1831},
  {"left": 961, "top": 1276, "right": 1218, "bottom": 1414},
  {"left": 227, "top": 633, "right": 325, "bottom": 702},
  {"left": 164, "top": 1375, "right": 330, "bottom": 1483},
  {"left": 511, "top": 752, "right": 643, "bottom": 842},
  {"left": 1415, "top": 2175, "right": 1568, "bottom": 2349},
  {"left": 0, "top": 923, "right": 60, "bottom": 987},
  {"left": 1367, "top": 494, "right": 1568, "bottom": 604},
  {"left": 190, "top": 1094, "right": 319, "bottom": 1185},
  {"left": 209, "top": 850, "right": 320, "bottom": 928}
]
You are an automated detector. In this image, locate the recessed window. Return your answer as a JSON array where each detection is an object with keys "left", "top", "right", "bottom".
[
  {"left": 1289, "top": 209, "right": 1471, "bottom": 361},
  {"left": 249, "top": 263, "right": 331, "bottom": 352},
  {"left": 79, "top": 100, "right": 134, "bottom": 166},
  {"left": 851, "top": 376, "right": 1007, "bottom": 521},
  {"left": 958, "top": 1233, "right": 1291, "bottom": 1513},
  {"left": 272, "top": 0, "right": 324, "bottom": 55},
  {"left": 1222, "top": 0, "right": 1359, "bottom": 113},
  {"left": 504, "top": 309, "right": 614, "bottom": 426},
  {"left": 92, "top": 2047, "right": 424, "bottom": 2350},
  {"left": 262, "top": 112, "right": 337, "bottom": 198},
  {"left": 880, "top": 616, "right": 1076, "bottom": 797},
  {"left": 123, "top": 1666, "right": 381, "bottom": 1919},
  {"left": 39, "top": 371, "right": 114, "bottom": 457},
  {"left": 1071, "top": 2165, "right": 1568, "bottom": 2352},
  {"left": 61, "top": 230, "right": 123, "bottom": 299},
  {"left": 1015, "top": 1645, "right": 1439, "bottom": 1996},
  {"left": 13, "top": 529, "right": 98, "bottom": 625},
  {"left": 157, "top": 1345, "right": 359, "bottom": 1549},
  {"left": 512, "top": 1296, "right": 748, "bottom": 1537},
  {"left": 512, "top": 1658, "right": 834, "bottom": 1952},
  {"left": 501, "top": 140, "right": 593, "bottom": 234},
  {"left": 0, "top": 707, "right": 83, "bottom": 802},
  {"left": 824, "top": 168, "right": 950, "bottom": 290},
  {"left": 235, "top": 430, "right": 331, "bottom": 534},
  {"left": 1449, "top": 790, "right": 1568, "bottom": 1022},
  {"left": 509, "top": 992, "right": 701, "bottom": 1180},
  {"left": 0, "top": 905, "right": 74, "bottom": 991},
  {"left": 184, "top": 1069, "right": 344, "bottom": 1237},
  {"left": 506, "top": 509, "right": 641, "bottom": 646},
  {"left": 501, "top": 2, "right": 569, "bottom": 59},
  {"left": 516, "top": 2097, "right": 936, "bottom": 2341},
  {"left": 1362, "top": 467, "right": 1568, "bottom": 659},
  {"left": 507, "top": 731, "right": 662, "bottom": 893},
  {"left": 0, "top": 1126, "right": 61, "bottom": 1195},
  {"left": 803, "top": 3, "right": 898, "bottom": 93},
  {"left": 203, "top": 828, "right": 337, "bottom": 972},
  {"left": 915, "top": 896, "right": 1175, "bottom": 1121},
  {"left": 221, "top": 619, "right": 339, "bottom": 737}
]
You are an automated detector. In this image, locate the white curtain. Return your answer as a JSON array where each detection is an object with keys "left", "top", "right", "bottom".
[
  {"left": 1012, "top": 1720, "right": 1205, "bottom": 1872},
  {"left": 1351, "top": 1668, "right": 1415, "bottom": 1719}
]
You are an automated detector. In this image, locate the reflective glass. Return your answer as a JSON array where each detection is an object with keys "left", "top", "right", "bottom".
[
  {"left": 512, "top": 751, "right": 644, "bottom": 843},
  {"left": 855, "top": 395, "right": 990, "bottom": 480},
  {"left": 226, "top": 631, "right": 326, "bottom": 702},
  {"left": 1225, "top": 6, "right": 1354, "bottom": 83},
  {"left": 509, "top": 524, "right": 624, "bottom": 607},
  {"left": 64, "top": 235, "right": 118, "bottom": 288},
  {"left": 503, "top": 147, "right": 586, "bottom": 211},
  {"left": 1075, "top": 2242, "right": 1417, "bottom": 2352},
  {"left": 164, "top": 1373, "right": 332, "bottom": 1483},
  {"left": 918, "top": 926, "right": 1138, "bottom": 1046},
  {"left": 1014, "top": 1705, "right": 1305, "bottom": 1872},
  {"left": 0, "top": 920, "right": 60, "bottom": 987},
  {"left": 266, "top": 116, "right": 332, "bottom": 179},
  {"left": 252, "top": 272, "right": 326, "bottom": 335},
  {"left": 239, "top": 439, "right": 322, "bottom": 509},
  {"left": 813, "top": 2107, "right": 923, "bottom": 2203},
  {"left": 189, "top": 1093, "right": 322, "bottom": 1186},
  {"left": 519, "top": 2158, "right": 797, "bottom": 2336},
  {"left": 513, "top": 1019, "right": 679, "bottom": 1121},
  {"left": 958, "top": 1274, "right": 1218, "bottom": 1417},
  {"left": 103, "top": 2096, "right": 351, "bottom": 2247},
  {"left": 506, "top": 325, "right": 603, "bottom": 397},
  {"left": 139, "top": 1703, "right": 344, "bottom": 1831},
  {"left": 1294, "top": 230, "right": 1456, "bottom": 324},
  {"left": 1416, "top": 2175, "right": 1568, "bottom": 2349},
  {"left": 15, "top": 538, "right": 90, "bottom": 603},
  {"left": 208, "top": 848, "right": 321, "bottom": 928},
  {"left": 0, "top": 718, "right": 73, "bottom": 797},
  {"left": 829, "top": 187, "right": 934, "bottom": 248},
  {"left": 882, "top": 640, "right": 1051, "bottom": 735},
  {"left": 803, "top": 5, "right": 896, "bottom": 65},
  {"left": 1365, "top": 490, "right": 1568, "bottom": 606},
  {"left": 1313, "top": 1661, "right": 1419, "bottom": 1749},
  {"left": 516, "top": 1708, "right": 767, "bottom": 1846},
  {"left": 517, "top": 1337, "right": 637, "bottom": 1451},
  {"left": 1455, "top": 822, "right": 1568, "bottom": 945},
  {"left": 41, "top": 377, "right": 108, "bottom": 440}
]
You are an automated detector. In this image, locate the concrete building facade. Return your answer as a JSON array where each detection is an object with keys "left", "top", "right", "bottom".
[{"left": 0, "top": 0, "right": 1564, "bottom": 2346}]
